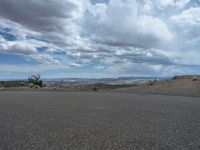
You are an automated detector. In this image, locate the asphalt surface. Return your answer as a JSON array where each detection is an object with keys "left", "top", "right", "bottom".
[{"left": 0, "top": 91, "right": 200, "bottom": 150}]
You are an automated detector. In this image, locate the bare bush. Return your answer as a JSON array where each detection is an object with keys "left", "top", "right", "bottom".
[{"left": 28, "top": 74, "right": 43, "bottom": 87}]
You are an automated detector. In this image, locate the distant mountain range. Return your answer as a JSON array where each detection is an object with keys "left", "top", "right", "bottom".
[
  {"left": 42, "top": 77, "right": 169, "bottom": 82},
  {"left": 0, "top": 76, "right": 170, "bottom": 82}
]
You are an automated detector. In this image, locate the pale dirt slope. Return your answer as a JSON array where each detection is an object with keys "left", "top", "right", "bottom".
[{"left": 114, "top": 75, "right": 200, "bottom": 97}]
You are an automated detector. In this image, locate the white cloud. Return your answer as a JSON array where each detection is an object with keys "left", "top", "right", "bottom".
[
  {"left": 0, "top": 0, "right": 199, "bottom": 77},
  {"left": 170, "top": 7, "right": 200, "bottom": 26},
  {"left": 174, "top": 0, "right": 191, "bottom": 8},
  {"left": 85, "top": 0, "right": 173, "bottom": 49},
  {"left": 170, "top": 7, "right": 200, "bottom": 46},
  {"left": 149, "top": 0, "right": 190, "bottom": 8},
  {"left": 157, "top": 0, "right": 174, "bottom": 7}
]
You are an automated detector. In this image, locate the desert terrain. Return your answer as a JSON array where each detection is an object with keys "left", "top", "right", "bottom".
[{"left": 114, "top": 75, "right": 200, "bottom": 97}]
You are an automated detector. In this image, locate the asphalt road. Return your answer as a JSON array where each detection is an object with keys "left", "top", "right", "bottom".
[{"left": 0, "top": 91, "right": 200, "bottom": 150}]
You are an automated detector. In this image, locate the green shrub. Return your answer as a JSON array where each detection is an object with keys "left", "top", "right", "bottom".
[
  {"left": 28, "top": 83, "right": 35, "bottom": 88},
  {"left": 93, "top": 87, "right": 98, "bottom": 91}
]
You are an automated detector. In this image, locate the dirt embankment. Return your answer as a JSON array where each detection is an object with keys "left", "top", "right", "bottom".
[{"left": 114, "top": 75, "right": 200, "bottom": 97}]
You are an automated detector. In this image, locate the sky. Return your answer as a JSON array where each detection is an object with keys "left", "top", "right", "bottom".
[{"left": 0, "top": 0, "right": 200, "bottom": 79}]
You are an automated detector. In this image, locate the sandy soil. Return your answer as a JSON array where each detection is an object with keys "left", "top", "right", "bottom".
[{"left": 114, "top": 76, "right": 200, "bottom": 97}]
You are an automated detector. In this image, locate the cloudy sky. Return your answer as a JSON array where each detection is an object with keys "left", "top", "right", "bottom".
[{"left": 0, "top": 0, "right": 200, "bottom": 79}]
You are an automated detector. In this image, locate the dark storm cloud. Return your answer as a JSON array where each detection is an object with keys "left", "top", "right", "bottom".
[{"left": 0, "top": 0, "right": 78, "bottom": 32}]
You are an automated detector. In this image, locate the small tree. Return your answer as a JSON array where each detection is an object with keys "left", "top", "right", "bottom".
[{"left": 28, "top": 74, "right": 43, "bottom": 88}]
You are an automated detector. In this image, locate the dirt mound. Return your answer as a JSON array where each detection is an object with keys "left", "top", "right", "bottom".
[{"left": 114, "top": 75, "right": 200, "bottom": 97}]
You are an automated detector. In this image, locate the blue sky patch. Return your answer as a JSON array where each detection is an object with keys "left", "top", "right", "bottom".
[
  {"left": 0, "top": 28, "right": 16, "bottom": 41},
  {"left": 0, "top": 52, "right": 39, "bottom": 65},
  {"left": 37, "top": 47, "right": 48, "bottom": 53}
]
